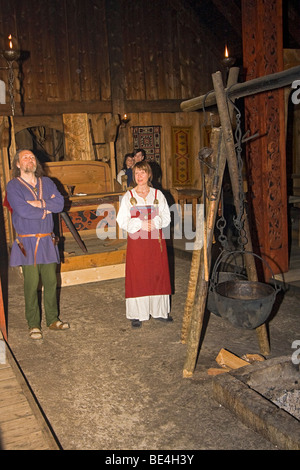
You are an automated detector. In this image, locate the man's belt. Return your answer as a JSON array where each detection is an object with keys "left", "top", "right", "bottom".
[{"left": 17, "top": 233, "right": 53, "bottom": 266}]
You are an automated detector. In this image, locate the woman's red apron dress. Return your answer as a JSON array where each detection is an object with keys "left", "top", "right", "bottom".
[{"left": 125, "top": 190, "right": 171, "bottom": 299}]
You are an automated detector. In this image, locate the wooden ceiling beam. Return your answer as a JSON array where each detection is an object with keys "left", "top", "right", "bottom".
[{"left": 0, "top": 100, "right": 112, "bottom": 117}]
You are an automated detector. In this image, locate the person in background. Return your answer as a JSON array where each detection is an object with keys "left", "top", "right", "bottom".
[
  {"left": 117, "top": 153, "right": 134, "bottom": 187},
  {"left": 117, "top": 161, "right": 172, "bottom": 328},
  {"left": 6, "top": 149, "right": 69, "bottom": 340},
  {"left": 133, "top": 148, "right": 146, "bottom": 164}
]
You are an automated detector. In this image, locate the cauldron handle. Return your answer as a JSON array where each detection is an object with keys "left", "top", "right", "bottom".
[{"left": 210, "top": 250, "right": 281, "bottom": 294}]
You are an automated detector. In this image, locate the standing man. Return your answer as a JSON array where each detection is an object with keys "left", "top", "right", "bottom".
[
  {"left": 133, "top": 148, "right": 146, "bottom": 164},
  {"left": 6, "top": 149, "right": 69, "bottom": 340}
]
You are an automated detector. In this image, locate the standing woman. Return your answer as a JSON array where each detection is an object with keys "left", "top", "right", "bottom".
[
  {"left": 117, "top": 153, "right": 134, "bottom": 186},
  {"left": 117, "top": 161, "right": 172, "bottom": 328}
]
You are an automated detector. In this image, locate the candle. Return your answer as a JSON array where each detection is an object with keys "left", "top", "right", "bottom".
[
  {"left": 3, "top": 34, "right": 20, "bottom": 62},
  {"left": 222, "top": 45, "right": 235, "bottom": 68}
]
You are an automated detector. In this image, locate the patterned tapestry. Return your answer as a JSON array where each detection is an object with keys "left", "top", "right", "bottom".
[
  {"left": 172, "top": 127, "right": 193, "bottom": 187},
  {"left": 132, "top": 126, "right": 161, "bottom": 164}
]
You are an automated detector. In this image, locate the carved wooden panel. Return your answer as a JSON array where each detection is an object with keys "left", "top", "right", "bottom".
[
  {"left": 63, "top": 114, "right": 92, "bottom": 161},
  {"left": 242, "top": 0, "right": 288, "bottom": 276}
]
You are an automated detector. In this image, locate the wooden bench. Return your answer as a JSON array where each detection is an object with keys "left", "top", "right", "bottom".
[{"left": 44, "top": 160, "right": 113, "bottom": 196}]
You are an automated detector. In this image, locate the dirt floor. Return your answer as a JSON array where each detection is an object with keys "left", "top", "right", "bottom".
[{"left": 3, "top": 248, "right": 300, "bottom": 451}]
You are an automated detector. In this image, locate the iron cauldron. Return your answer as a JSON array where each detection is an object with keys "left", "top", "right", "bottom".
[
  {"left": 211, "top": 250, "right": 280, "bottom": 329},
  {"left": 207, "top": 272, "right": 246, "bottom": 317},
  {"left": 214, "top": 279, "right": 277, "bottom": 329}
]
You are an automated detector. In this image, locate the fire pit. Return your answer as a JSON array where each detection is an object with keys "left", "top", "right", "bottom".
[{"left": 212, "top": 356, "right": 300, "bottom": 449}]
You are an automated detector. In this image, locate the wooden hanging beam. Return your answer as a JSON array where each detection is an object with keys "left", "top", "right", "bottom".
[
  {"left": 182, "top": 70, "right": 270, "bottom": 377},
  {"left": 183, "top": 133, "right": 227, "bottom": 377},
  {"left": 181, "top": 67, "right": 240, "bottom": 345},
  {"left": 212, "top": 71, "right": 270, "bottom": 356},
  {"left": 212, "top": 72, "right": 257, "bottom": 280},
  {"left": 180, "top": 65, "right": 300, "bottom": 112}
]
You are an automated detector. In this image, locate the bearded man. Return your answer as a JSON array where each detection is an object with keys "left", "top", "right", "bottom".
[{"left": 6, "top": 149, "right": 69, "bottom": 340}]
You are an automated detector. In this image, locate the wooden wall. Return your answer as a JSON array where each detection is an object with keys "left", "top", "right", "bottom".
[
  {"left": 115, "top": 111, "right": 204, "bottom": 190},
  {"left": 0, "top": 0, "right": 221, "bottom": 111},
  {"left": 11, "top": 110, "right": 204, "bottom": 191},
  {"left": 0, "top": 0, "right": 111, "bottom": 106},
  {"left": 0, "top": 0, "right": 224, "bottom": 190}
]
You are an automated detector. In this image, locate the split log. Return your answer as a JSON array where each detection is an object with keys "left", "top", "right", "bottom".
[
  {"left": 207, "top": 368, "right": 231, "bottom": 376},
  {"left": 242, "top": 353, "right": 265, "bottom": 363},
  {"left": 215, "top": 348, "right": 249, "bottom": 370},
  {"left": 208, "top": 351, "right": 265, "bottom": 375}
]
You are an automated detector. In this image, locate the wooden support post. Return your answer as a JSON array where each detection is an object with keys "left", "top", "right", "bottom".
[
  {"left": 212, "top": 72, "right": 257, "bottom": 279},
  {"left": 183, "top": 134, "right": 227, "bottom": 377},
  {"left": 182, "top": 69, "right": 270, "bottom": 377},
  {"left": 212, "top": 71, "right": 270, "bottom": 356},
  {"left": 181, "top": 67, "right": 239, "bottom": 345},
  {"left": 181, "top": 127, "right": 221, "bottom": 343}
]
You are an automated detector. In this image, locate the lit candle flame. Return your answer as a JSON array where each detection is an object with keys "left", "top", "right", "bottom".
[
  {"left": 8, "top": 34, "right": 13, "bottom": 49},
  {"left": 225, "top": 45, "right": 229, "bottom": 58}
]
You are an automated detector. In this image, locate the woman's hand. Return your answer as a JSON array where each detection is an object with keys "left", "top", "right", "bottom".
[{"left": 141, "top": 219, "right": 156, "bottom": 232}]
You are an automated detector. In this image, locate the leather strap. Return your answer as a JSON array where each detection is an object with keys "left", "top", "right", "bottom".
[{"left": 17, "top": 233, "right": 52, "bottom": 266}]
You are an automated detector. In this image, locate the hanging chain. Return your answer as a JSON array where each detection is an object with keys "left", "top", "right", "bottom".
[
  {"left": 230, "top": 99, "right": 248, "bottom": 249},
  {"left": 216, "top": 189, "right": 230, "bottom": 250},
  {"left": 213, "top": 97, "right": 248, "bottom": 251},
  {"left": 211, "top": 131, "right": 230, "bottom": 251},
  {"left": 7, "top": 61, "right": 16, "bottom": 116},
  {"left": 201, "top": 94, "right": 249, "bottom": 252}
]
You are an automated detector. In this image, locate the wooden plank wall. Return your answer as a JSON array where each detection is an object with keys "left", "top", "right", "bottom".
[
  {"left": 0, "top": 0, "right": 111, "bottom": 105},
  {"left": 0, "top": 0, "right": 223, "bottom": 192},
  {"left": 121, "top": 0, "right": 220, "bottom": 101},
  {"left": 0, "top": 0, "right": 221, "bottom": 112},
  {"left": 11, "top": 109, "right": 205, "bottom": 191},
  {"left": 116, "top": 111, "right": 204, "bottom": 190}
]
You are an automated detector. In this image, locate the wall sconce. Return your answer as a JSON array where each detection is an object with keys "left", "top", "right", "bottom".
[
  {"left": 0, "top": 34, "right": 20, "bottom": 116},
  {"left": 120, "top": 113, "right": 130, "bottom": 127}
]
